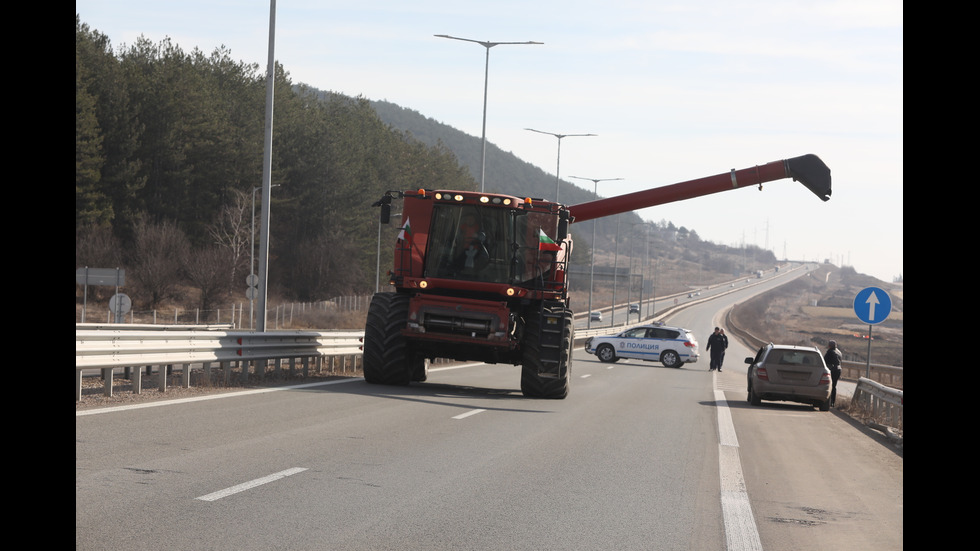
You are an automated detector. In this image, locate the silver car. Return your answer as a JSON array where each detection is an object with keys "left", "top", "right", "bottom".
[{"left": 745, "top": 344, "right": 832, "bottom": 411}]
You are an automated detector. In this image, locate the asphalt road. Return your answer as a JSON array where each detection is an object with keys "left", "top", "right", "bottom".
[{"left": 76, "top": 269, "right": 901, "bottom": 550}]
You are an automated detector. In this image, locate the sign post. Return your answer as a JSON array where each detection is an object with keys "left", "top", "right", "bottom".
[{"left": 853, "top": 286, "right": 892, "bottom": 378}]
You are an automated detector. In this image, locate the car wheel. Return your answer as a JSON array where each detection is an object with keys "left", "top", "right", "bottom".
[
  {"left": 748, "top": 384, "right": 762, "bottom": 406},
  {"left": 661, "top": 350, "right": 681, "bottom": 368},
  {"left": 818, "top": 399, "right": 830, "bottom": 412},
  {"left": 596, "top": 344, "right": 618, "bottom": 363}
]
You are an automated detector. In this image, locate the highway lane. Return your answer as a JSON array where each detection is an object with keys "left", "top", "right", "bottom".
[
  {"left": 76, "top": 267, "right": 900, "bottom": 550},
  {"left": 650, "top": 267, "right": 902, "bottom": 550},
  {"left": 77, "top": 359, "right": 725, "bottom": 550}
]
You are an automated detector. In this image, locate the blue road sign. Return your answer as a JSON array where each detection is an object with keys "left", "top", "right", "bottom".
[{"left": 853, "top": 287, "right": 892, "bottom": 325}]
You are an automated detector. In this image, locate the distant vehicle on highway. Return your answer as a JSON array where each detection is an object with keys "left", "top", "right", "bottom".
[
  {"left": 628, "top": 304, "right": 640, "bottom": 314},
  {"left": 589, "top": 311, "right": 602, "bottom": 322},
  {"left": 584, "top": 322, "right": 699, "bottom": 368},
  {"left": 744, "top": 343, "right": 832, "bottom": 411}
]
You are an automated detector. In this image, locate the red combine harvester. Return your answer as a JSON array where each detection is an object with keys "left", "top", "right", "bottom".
[{"left": 364, "top": 154, "right": 831, "bottom": 398}]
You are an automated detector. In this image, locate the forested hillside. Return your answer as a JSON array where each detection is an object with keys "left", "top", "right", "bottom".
[
  {"left": 76, "top": 15, "right": 775, "bottom": 316},
  {"left": 76, "top": 16, "right": 475, "bottom": 309}
]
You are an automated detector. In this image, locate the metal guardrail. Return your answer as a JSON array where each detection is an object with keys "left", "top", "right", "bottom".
[
  {"left": 76, "top": 326, "right": 363, "bottom": 401},
  {"left": 852, "top": 378, "right": 903, "bottom": 434}
]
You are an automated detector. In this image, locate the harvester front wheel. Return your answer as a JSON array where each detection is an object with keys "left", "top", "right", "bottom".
[
  {"left": 363, "top": 292, "right": 413, "bottom": 386},
  {"left": 520, "top": 304, "right": 573, "bottom": 399}
]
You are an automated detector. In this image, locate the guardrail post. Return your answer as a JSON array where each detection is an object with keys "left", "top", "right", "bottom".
[
  {"left": 134, "top": 367, "right": 143, "bottom": 394},
  {"left": 101, "top": 367, "right": 114, "bottom": 397},
  {"left": 182, "top": 363, "right": 191, "bottom": 389}
]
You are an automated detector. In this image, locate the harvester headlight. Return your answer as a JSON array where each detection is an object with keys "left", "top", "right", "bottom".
[
  {"left": 419, "top": 280, "right": 428, "bottom": 289},
  {"left": 506, "top": 288, "right": 515, "bottom": 296}
]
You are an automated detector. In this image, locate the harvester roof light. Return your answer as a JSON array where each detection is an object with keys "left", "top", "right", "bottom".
[
  {"left": 480, "top": 196, "right": 490, "bottom": 203},
  {"left": 454, "top": 194, "right": 464, "bottom": 201},
  {"left": 418, "top": 188, "right": 426, "bottom": 197},
  {"left": 524, "top": 197, "right": 533, "bottom": 205}
]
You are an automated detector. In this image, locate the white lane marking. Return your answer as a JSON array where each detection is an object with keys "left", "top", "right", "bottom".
[
  {"left": 196, "top": 467, "right": 308, "bottom": 502},
  {"left": 714, "top": 383, "right": 764, "bottom": 551},
  {"left": 452, "top": 409, "right": 487, "bottom": 420},
  {"left": 580, "top": 374, "right": 592, "bottom": 379},
  {"left": 76, "top": 378, "right": 359, "bottom": 417}
]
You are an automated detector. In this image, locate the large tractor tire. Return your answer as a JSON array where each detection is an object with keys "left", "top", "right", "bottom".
[
  {"left": 363, "top": 292, "right": 413, "bottom": 386},
  {"left": 520, "top": 303, "right": 573, "bottom": 399}
]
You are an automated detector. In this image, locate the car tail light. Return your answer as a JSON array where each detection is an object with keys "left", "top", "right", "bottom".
[
  {"left": 819, "top": 372, "right": 831, "bottom": 385},
  {"left": 756, "top": 367, "right": 769, "bottom": 381},
  {"left": 684, "top": 341, "right": 695, "bottom": 347}
]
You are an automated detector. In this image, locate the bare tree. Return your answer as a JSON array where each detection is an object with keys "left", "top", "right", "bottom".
[
  {"left": 208, "top": 188, "right": 251, "bottom": 292},
  {"left": 129, "top": 218, "right": 189, "bottom": 308},
  {"left": 184, "top": 245, "right": 234, "bottom": 312}
]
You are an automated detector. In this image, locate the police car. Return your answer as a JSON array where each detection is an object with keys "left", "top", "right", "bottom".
[{"left": 584, "top": 322, "right": 699, "bottom": 368}]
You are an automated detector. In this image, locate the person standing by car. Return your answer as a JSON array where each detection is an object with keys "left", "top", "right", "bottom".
[
  {"left": 824, "top": 340, "right": 843, "bottom": 407},
  {"left": 706, "top": 327, "right": 728, "bottom": 372}
]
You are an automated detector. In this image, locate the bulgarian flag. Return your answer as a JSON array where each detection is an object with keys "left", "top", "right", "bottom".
[
  {"left": 537, "top": 228, "right": 561, "bottom": 252},
  {"left": 397, "top": 217, "right": 412, "bottom": 243}
]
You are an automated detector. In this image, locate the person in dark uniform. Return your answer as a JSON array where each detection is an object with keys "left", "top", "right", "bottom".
[
  {"left": 824, "top": 340, "right": 843, "bottom": 407},
  {"left": 706, "top": 327, "right": 728, "bottom": 372}
]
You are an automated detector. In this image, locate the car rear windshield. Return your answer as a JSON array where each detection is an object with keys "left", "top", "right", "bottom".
[{"left": 767, "top": 350, "right": 822, "bottom": 366}]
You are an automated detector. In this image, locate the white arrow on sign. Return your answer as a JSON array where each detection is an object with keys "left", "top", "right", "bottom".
[{"left": 865, "top": 290, "right": 880, "bottom": 321}]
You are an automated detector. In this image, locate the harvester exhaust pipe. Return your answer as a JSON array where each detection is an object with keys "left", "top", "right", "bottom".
[{"left": 567, "top": 154, "right": 831, "bottom": 224}]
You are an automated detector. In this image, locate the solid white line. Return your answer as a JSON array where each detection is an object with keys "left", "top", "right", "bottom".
[
  {"left": 76, "top": 378, "right": 360, "bottom": 416},
  {"left": 195, "top": 467, "right": 308, "bottom": 502},
  {"left": 714, "top": 385, "right": 764, "bottom": 551},
  {"left": 452, "top": 409, "right": 486, "bottom": 420}
]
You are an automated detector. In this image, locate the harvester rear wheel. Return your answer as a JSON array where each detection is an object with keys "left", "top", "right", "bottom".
[{"left": 363, "top": 292, "right": 413, "bottom": 386}]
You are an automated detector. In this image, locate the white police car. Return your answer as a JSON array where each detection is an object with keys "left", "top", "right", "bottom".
[{"left": 584, "top": 322, "right": 699, "bottom": 368}]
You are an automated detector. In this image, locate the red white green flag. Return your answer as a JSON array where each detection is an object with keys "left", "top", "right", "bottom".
[
  {"left": 397, "top": 217, "right": 412, "bottom": 243},
  {"left": 537, "top": 229, "right": 561, "bottom": 251}
]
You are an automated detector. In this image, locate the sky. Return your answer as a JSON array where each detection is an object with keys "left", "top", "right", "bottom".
[{"left": 77, "top": 1, "right": 903, "bottom": 282}]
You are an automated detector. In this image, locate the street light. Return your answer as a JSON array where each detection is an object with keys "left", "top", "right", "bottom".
[
  {"left": 435, "top": 34, "right": 543, "bottom": 192},
  {"left": 629, "top": 222, "right": 654, "bottom": 321},
  {"left": 525, "top": 128, "right": 596, "bottom": 203},
  {"left": 570, "top": 176, "right": 623, "bottom": 328},
  {"left": 251, "top": 183, "right": 279, "bottom": 329}
]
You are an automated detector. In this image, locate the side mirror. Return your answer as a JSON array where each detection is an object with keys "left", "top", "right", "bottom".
[
  {"left": 744, "top": 357, "right": 754, "bottom": 364},
  {"left": 557, "top": 215, "right": 569, "bottom": 242}
]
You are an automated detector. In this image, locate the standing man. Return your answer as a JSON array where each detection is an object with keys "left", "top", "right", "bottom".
[
  {"left": 706, "top": 327, "right": 728, "bottom": 372},
  {"left": 824, "top": 340, "right": 843, "bottom": 407}
]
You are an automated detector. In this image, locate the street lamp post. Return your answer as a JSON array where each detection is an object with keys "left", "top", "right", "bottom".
[
  {"left": 570, "top": 176, "right": 623, "bottom": 329},
  {"left": 251, "top": 184, "right": 279, "bottom": 329},
  {"left": 629, "top": 222, "right": 654, "bottom": 321},
  {"left": 435, "top": 34, "right": 542, "bottom": 192},
  {"left": 525, "top": 128, "right": 596, "bottom": 203}
]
